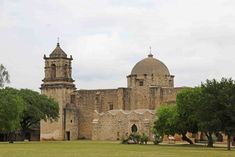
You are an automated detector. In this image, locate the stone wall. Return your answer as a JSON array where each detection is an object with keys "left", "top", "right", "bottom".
[
  {"left": 92, "top": 109, "right": 155, "bottom": 140},
  {"left": 127, "top": 74, "right": 174, "bottom": 88},
  {"left": 76, "top": 89, "right": 120, "bottom": 139},
  {"left": 161, "top": 87, "right": 185, "bottom": 104},
  {"left": 43, "top": 57, "right": 72, "bottom": 81},
  {"left": 64, "top": 104, "right": 79, "bottom": 140},
  {"left": 74, "top": 86, "right": 183, "bottom": 140},
  {"left": 40, "top": 87, "right": 75, "bottom": 140}
]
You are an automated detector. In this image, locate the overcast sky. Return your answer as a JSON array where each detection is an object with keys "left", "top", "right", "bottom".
[{"left": 0, "top": 0, "right": 235, "bottom": 91}]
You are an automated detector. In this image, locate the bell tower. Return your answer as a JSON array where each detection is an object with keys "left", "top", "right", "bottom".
[{"left": 40, "top": 42, "right": 76, "bottom": 140}]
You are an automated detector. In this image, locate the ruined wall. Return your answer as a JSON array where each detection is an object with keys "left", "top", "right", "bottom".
[{"left": 92, "top": 109, "right": 155, "bottom": 140}]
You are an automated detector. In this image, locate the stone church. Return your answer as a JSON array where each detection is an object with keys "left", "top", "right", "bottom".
[{"left": 40, "top": 43, "right": 184, "bottom": 141}]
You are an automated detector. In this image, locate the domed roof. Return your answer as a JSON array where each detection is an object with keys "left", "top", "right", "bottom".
[
  {"left": 131, "top": 54, "right": 170, "bottom": 75},
  {"left": 49, "top": 43, "right": 67, "bottom": 58}
]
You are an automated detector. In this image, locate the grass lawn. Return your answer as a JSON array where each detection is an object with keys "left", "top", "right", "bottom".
[{"left": 0, "top": 141, "right": 234, "bottom": 157}]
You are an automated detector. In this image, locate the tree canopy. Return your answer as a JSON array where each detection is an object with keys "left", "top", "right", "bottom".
[
  {"left": 19, "top": 89, "right": 59, "bottom": 131},
  {"left": 153, "top": 78, "right": 235, "bottom": 150},
  {"left": 175, "top": 87, "right": 201, "bottom": 144},
  {"left": 0, "top": 88, "right": 24, "bottom": 131},
  {"left": 197, "top": 78, "right": 235, "bottom": 149},
  {"left": 0, "top": 87, "right": 59, "bottom": 142},
  {"left": 153, "top": 88, "right": 201, "bottom": 144},
  {"left": 153, "top": 104, "right": 177, "bottom": 137}
]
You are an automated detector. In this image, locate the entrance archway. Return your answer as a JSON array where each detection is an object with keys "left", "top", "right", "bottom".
[{"left": 131, "top": 124, "right": 137, "bottom": 133}]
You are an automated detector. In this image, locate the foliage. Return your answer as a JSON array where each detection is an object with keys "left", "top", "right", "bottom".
[
  {"left": 121, "top": 136, "right": 129, "bottom": 144},
  {"left": 0, "top": 88, "right": 24, "bottom": 131},
  {"left": 153, "top": 132, "right": 163, "bottom": 145},
  {"left": 121, "top": 132, "right": 148, "bottom": 145},
  {"left": 153, "top": 104, "right": 177, "bottom": 137},
  {"left": 153, "top": 78, "right": 235, "bottom": 149},
  {"left": 0, "top": 88, "right": 25, "bottom": 142},
  {"left": 176, "top": 87, "right": 201, "bottom": 144},
  {"left": 196, "top": 78, "right": 235, "bottom": 149},
  {"left": 176, "top": 88, "right": 200, "bottom": 134},
  {"left": 0, "top": 64, "right": 10, "bottom": 88},
  {"left": 19, "top": 89, "right": 59, "bottom": 132},
  {"left": 140, "top": 133, "right": 148, "bottom": 144},
  {"left": 0, "top": 87, "right": 59, "bottom": 142},
  {"left": 131, "top": 132, "right": 141, "bottom": 144}
]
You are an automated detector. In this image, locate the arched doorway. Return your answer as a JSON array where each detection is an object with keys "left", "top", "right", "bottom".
[{"left": 131, "top": 124, "right": 137, "bottom": 133}]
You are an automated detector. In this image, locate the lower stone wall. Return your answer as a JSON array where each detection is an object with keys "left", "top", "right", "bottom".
[
  {"left": 64, "top": 106, "right": 79, "bottom": 140},
  {"left": 92, "top": 109, "right": 155, "bottom": 140}
]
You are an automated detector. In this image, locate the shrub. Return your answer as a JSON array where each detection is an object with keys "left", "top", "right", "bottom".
[
  {"left": 140, "top": 133, "right": 148, "bottom": 144},
  {"left": 153, "top": 133, "right": 163, "bottom": 145},
  {"left": 121, "top": 136, "right": 129, "bottom": 144}
]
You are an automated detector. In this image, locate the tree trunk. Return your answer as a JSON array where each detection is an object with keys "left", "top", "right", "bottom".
[
  {"left": 205, "top": 132, "right": 213, "bottom": 147},
  {"left": 227, "top": 134, "right": 231, "bottom": 150},
  {"left": 182, "top": 133, "right": 193, "bottom": 144},
  {"left": 8, "top": 131, "right": 15, "bottom": 143}
]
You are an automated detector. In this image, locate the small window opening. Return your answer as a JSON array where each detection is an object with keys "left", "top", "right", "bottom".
[{"left": 109, "top": 103, "right": 113, "bottom": 110}]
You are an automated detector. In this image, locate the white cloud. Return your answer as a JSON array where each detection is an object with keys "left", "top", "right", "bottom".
[{"left": 0, "top": 0, "right": 235, "bottom": 91}]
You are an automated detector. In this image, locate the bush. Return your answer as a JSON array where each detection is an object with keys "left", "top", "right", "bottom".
[
  {"left": 121, "top": 136, "right": 129, "bottom": 144},
  {"left": 129, "top": 132, "right": 141, "bottom": 144},
  {"left": 140, "top": 133, "right": 148, "bottom": 144},
  {"left": 153, "top": 133, "right": 163, "bottom": 145},
  {"left": 121, "top": 132, "right": 149, "bottom": 144}
]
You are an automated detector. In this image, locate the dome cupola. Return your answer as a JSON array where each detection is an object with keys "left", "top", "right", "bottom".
[
  {"left": 131, "top": 54, "right": 170, "bottom": 76},
  {"left": 127, "top": 52, "right": 174, "bottom": 88}
]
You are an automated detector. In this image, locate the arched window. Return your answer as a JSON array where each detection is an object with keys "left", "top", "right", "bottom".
[
  {"left": 64, "top": 64, "right": 68, "bottom": 78},
  {"left": 131, "top": 124, "right": 137, "bottom": 133},
  {"left": 51, "top": 64, "right": 56, "bottom": 79}
]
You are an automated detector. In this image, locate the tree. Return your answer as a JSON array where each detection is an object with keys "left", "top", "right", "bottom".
[
  {"left": 153, "top": 88, "right": 201, "bottom": 145},
  {"left": 200, "top": 78, "right": 235, "bottom": 150},
  {"left": 0, "top": 88, "right": 24, "bottom": 142},
  {"left": 218, "top": 78, "right": 235, "bottom": 150},
  {"left": 19, "top": 89, "right": 59, "bottom": 138},
  {"left": 0, "top": 64, "right": 10, "bottom": 88},
  {"left": 0, "top": 87, "right": 59, "bottom": 141},
  {"left": 195, "top": 78, "right": 235, "bottom": 149},
  {"left": 153, "top": 78, "right": 235, "bottom": 149},
  {"left": 176, "top": 88, "right": 201, "bottom": 144},
  {"left": 153, "top": 104, "right": 177, "bottom": 139}
]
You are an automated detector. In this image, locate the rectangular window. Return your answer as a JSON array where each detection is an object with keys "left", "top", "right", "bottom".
[
  {"left": 139, "top": 81, "right": 144, "bottom": 86},
  {"left": 109, "top": 103, "right": 113, "bottom": 110}
]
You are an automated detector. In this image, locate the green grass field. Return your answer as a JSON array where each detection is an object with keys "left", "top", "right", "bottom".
[{"left": 0, "top": 141, "right": 234, "bottom": 157}]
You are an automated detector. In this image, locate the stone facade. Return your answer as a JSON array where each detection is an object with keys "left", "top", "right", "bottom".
[
  {"left": 40, "top": 43, "right": 77, "bottom": 140},
  {"left": 92, "top": 109, "right": 155, "bottom": 140},
  {"left": 40, "top": 43, "right": 184, "bottom": 141}
]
